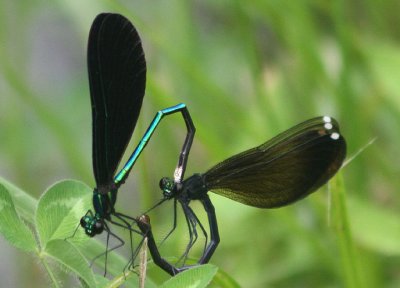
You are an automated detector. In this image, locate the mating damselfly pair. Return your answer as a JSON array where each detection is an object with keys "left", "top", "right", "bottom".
[{"left": 72, "top": 12, "right": 346, "bottom": 277}]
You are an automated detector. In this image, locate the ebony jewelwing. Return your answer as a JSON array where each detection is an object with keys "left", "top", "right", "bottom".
[
  {"left": 77, "top": 13, "right": 195, "bottom": 271},
  {"left": 137, "top": 116, "right": 347, "bottom": 275}
]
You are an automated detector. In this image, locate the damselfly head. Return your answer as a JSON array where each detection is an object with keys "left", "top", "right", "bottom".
[
  {"left": 159, "top": 177, "right": 175, "bottom": 199},
  {"left": 80, "top": 214, "right": 104, "bottom": 237}
]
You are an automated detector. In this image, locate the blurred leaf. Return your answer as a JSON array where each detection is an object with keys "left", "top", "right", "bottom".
[
  {"left": 35, "top": 180, "right": 92, "bottom": 247},
  {"left": 0, "top": 176, "right": 37, "bottom": 221},
  {"left": 160, "top": 264, "right": 218, "bottom": 288},
  {"left": 211, "top": 267, "right": 241, "bottom": 288},
  {"left": 331, "top": 173, "right": 361, "bottom": 288},
  {"left": 364, "top": 39, "right": 400, "bottom": 110},
  {"left": 44, "top": 239, "right": 96, "bottom": 288},
  {"left": 94, "top": 274, "right": 112, "bottom": 288},
  {"left": 0, "top": 183, "right": 37, "bottom": 252},
  {"left": 348, "top": 196, "right": 400, "bottom": 255},
  {"left": 102, "top": 270, "right": 139, "bottom": 288}
]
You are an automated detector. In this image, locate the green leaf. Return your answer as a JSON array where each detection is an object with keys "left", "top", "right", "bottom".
[
  {"left": 0, "top": 183, "right": 37, "bottom": 252},
  {"left": 364, "top": 39, "right": 400, "bottom": 111},
  {"left": 212, "top": 267, "right": 241, "bottom": 288},
  {"left": 348, "top": 196, "right": 400, "bottom": 255},
  {"left": 330, "top": 173, "right": 361, "bottom": 288},
  {"left": 102, "top": 270, "right": 139, "bottom": 288},
  {"left": 36, "top": 180, "right": 92, "bottom": 247},
  {"left": 0, "top": 176, "right": 37, "bottom": 221},
  {"left": 160, "top": 264, "right": 218, "bottom": 288},
  {"left": 44, "top": 239, "right": 96, "bottom": 288},
  {"left": 94, "top": 274, "right": 112, "bottom": 288}
]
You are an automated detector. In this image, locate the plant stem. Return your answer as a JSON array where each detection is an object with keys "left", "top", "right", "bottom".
[
  {"left": 39, "top": 252, "right": 60, "bottom": 288},
  {"left": 106, "top": 270, "right": 135, "bottom": 288}
]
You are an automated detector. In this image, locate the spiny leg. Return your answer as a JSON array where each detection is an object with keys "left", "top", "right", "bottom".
[
  {"left": 134, "top": 197, "right": 219, "bottom": 275},
  {"left": 89, "top": 222, "right": 126, "bottom": 276},
  {"left": 111, "top": 213, "right": 144, "bottom": 272},
  {"left": 128, "top": 235, "right": 147, "bottom": 273},
  {"left": 160, "top": 199, "right": 178, "bottom": 245},
  {"left": 178, "top": 203, "right": 209, "bottom": 266},
  {"left": 187, "top": 204, "right": 208, "bottom": 259},
  {"left": 111, "top": 215, "right": 136, "bottom": 273},
  {"left": 176, "top": 203, "right": 199, "bottom": 266},
  {"left": 89, "top": 216, "right": 140, "bottom": 275},
  {"left": 104, "top": 227, "right": 110, "bottom": 276}
]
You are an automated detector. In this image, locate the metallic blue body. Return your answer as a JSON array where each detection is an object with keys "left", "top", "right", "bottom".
[{"left": 114, "top": 103, "right": 187, "bottom": 185}]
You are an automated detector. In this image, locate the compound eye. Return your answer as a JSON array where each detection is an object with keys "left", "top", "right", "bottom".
[
  {"left": 160, "top": 177, "right": 174, "bottom": 192},
  {"left": 94, "top": 220, "right": 104, "bottom": 234},
  {"left": 159, "top": 177, "right": 167, "bottom": 189},
  {"left": 80, "top": 217, "right": 87, "bottom": 227}
]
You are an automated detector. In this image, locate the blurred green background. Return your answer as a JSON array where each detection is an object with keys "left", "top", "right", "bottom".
[{"left": 1, "top": 0, "right": 400, "bottom": 287}]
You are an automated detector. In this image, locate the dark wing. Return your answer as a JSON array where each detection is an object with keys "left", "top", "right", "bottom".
[
  {"left": 88, "top": 13, "right": 146, "bottom": 190},
  {"left": 203, "top": 116, "right": 346, "bottom": 208}
]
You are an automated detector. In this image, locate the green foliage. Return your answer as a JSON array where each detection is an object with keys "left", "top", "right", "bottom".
[
  {"left": 0, "top": 183, "right": 36, "bottom": 252},
  {"left": 348, "top": 196, "right": 400, "bottom": 256},
  {"left": 44, "top": 239, "right": 95, "bottom": 287},
  {"left": 36, "top": 180, "right": 92, "bottom": 246},
  {"left": 159, "top": 265, "right": 217, "bottom": 288},
  {"left": 0, "top": 179, "right": 223, "bottom": 287},
  {"left": 0, "top": 180, "right": 96, "bottom": 287},
  {"left": 331, "top": 174, "right": 360, "bottom": 288}
]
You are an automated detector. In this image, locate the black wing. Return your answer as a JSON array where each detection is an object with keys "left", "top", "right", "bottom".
[
  {"left": 203, "top": 116, "right": 346, "bottom": 208},
  {"left": 88, "top": 13, "right": 146, "bottom": 190}
]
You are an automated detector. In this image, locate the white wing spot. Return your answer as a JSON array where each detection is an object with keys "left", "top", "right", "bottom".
[
  {"left": 331, "top": 132, "right": 340, "bottom": 140},
  {"left": 323, "top": 116, "right": 332, "bottom": 123},
  {"left": 324, "top": 123, "right": 333, "bottom": 130}
]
